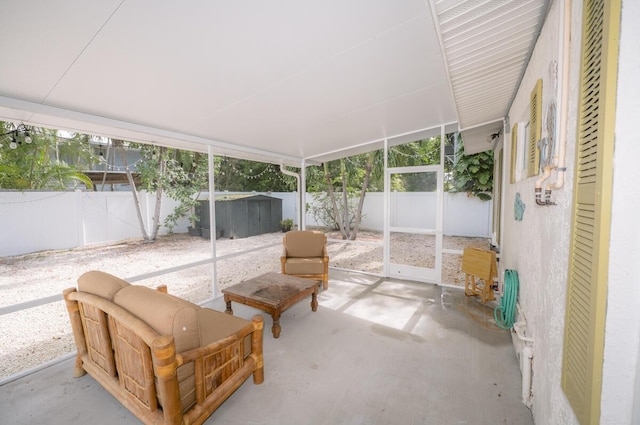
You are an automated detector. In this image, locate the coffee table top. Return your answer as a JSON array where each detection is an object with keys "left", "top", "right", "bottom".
[{"left": 222, "top": 272, "right": 318, "bottom": 308}]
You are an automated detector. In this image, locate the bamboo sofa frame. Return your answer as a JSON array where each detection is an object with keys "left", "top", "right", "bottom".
[{"left": 63, "top": 271, "right": 264, "bottom": 425}]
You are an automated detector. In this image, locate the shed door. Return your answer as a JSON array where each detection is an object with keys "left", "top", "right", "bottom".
[{"left": 248, "top": 200, "right": 271, "bottom": 236}]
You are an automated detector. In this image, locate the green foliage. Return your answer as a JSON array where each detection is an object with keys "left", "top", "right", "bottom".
[
  {"left": 307, "top": 137, "right": 447, "bottom": 237},
  {"left": 280, "top": 218, "right": 293, "bottom": 232},
  {"left": 0, "top": 122, "right": 94, "bottom": 190},
  {"left": 308, "top": 191, "right": 359, "bottom": 230},
  {"left": 215, "top": 157, "right": 296, "bottom": 192},
  {"left": 451, "top": 141, "right": 494, "bottom": 201},
  {"left": 133, "top": 144, "right": 209, "bottom": 231},
  {"left": 306, "top": 137, "right": 444, "bottom": 194},
  {"left": 135, "top": 152, "right": 298, "bottom": 232}
]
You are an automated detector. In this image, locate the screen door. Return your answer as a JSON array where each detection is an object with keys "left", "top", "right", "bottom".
[{"left": 385, "top": 165, "right": 442, "bottom": 283}]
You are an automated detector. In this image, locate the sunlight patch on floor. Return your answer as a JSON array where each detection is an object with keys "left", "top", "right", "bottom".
[{"left": 319, "top": 272, "right": 429, "bottom": 332}]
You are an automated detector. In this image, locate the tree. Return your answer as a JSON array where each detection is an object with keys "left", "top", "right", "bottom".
[
  {"left": 0, "top": 122, "right": 94, "bottom": 190},
  {"left": 320, "top": 155, "right": 374, "bottom": 239},
  {"left": 311, "top": 137, "right": 444, "bottom": 240},
  {"left": 114, "top": 139, "right": 152, "bottom": 240},
  {"left": 120, "top": 142, "right": 210, "bottom": 241}
]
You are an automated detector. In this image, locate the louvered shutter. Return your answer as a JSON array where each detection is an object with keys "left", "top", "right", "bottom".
[
  {"left": 561, "top": 0, "right": 620, "bottom": 423},
  {"left": 510, "top": 123, "right": 518, "bottom": 184}
]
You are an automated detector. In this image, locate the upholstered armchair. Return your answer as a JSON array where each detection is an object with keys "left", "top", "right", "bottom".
[{"left": 280, "top": 230, "right": 329, "bottom": 290}]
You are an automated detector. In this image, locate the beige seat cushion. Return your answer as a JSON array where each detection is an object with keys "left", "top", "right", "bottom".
[
  {"left": 283, "top": 258, "right": 325, "bottom": 275},
  {"left": 284, "top": 231, "right": 325, "bottom": 257},
  {"left": 77, "top": 270, "right": 130, "bottom": 300},
  {"left": 197, "top": 309, "right": 253, "bottom": 357}
]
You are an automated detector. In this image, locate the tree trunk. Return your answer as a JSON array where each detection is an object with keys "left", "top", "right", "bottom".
[
  {"left": 340, "top": 160, "right": 351, "bottom": 239},
  {"left": 350, "top": 152, "right": 374, "bottom": 240},
  {"left": 324, "top": 162, "right": 345, "bottom": 237},
  {"left": 115, "top": 139, "right": 150, "bottom": 241},
  {"left": 149, "top": 147, "right": 166, "bottom": 240}
]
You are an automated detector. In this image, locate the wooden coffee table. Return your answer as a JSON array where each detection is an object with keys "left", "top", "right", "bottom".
[{"left": 222, "top": 272, "right": 319, "bottom": 338}]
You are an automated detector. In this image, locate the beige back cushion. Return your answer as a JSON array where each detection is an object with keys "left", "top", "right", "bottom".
[
  {"left": 285, "top": 230, "right": 325, "bottom": 258},
  {"left": 113, "top": 285, "right": 200, "bottom": 412},
  {"left": 77, "top": 270, "right": 130, "bottom": 300}
]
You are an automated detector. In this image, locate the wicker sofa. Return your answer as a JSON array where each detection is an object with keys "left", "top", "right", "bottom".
[{"left": 63, "top": 270, "right": 264, "bottom": 425}]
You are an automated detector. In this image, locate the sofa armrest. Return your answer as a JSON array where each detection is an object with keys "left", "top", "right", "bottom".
[{"left": 177, "top": 314, "right": 264, "bottom": 418}]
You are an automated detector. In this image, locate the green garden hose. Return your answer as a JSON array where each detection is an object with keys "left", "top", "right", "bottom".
[{"left": 494, "top": 269, "right": 519, "bottom": 330}]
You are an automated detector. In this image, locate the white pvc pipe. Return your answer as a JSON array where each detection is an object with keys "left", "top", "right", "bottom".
[
  {"left": 514, "top": 303, "right": 534, "bottom": 408},
  {"left": 522, "top": 344, "right": 534, "bottom": 408},
  {"left": 514, "top": 321, "right": 535, "bottom": 343},
  {"left": 547, "top": 0, "right": 571, "bottom": 191},
  {"left": 280, "top": 163, "right": 302, "bottom": 228}
]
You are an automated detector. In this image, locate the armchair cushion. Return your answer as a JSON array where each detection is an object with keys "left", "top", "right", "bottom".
[
  {"left": 283, "top": 258, "right": 325, "bottom": 275},
  {"left": 283, "top": 230, "right": 326, "bottom": 258}
]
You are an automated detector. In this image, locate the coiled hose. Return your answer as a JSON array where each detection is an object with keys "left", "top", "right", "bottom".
[{"left": 494, "top": 269, "right": 519, "bottom": 330}]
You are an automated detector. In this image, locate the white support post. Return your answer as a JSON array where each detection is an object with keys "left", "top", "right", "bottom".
[
  {"left": 300, "top": 159, "right": 306, "bottom": 230},
  {"left": 383, "top": 139, "right": 390, "bottom": 277},
  {"left": 207, "top": 146, "right": 218, "bottom": 298},
  {"left": 436, "top": 125, "right": 445, "bottom": 284}
]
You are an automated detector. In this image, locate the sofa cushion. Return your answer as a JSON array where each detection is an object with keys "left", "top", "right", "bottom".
[
  {"left": 284, "top": 230, "right": 325, "bottom": 258},
  {"left": 113, "top": 286, "right": 201, "bottom": 351},
  {"left": 77, "top": 270, "right": 130, "bottom": 300},
  {"left": 197, "top": 308, "right": 253, "bottom": 357},
  {"left": 113, "top": 285, "right": 200, "bottom": 412},
  {"left": 283, "top": 258, "right": 325, "bottom": 275}
]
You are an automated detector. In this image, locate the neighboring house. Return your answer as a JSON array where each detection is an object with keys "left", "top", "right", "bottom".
[{"left": 84, "top": 140, "right": 142, "bottom": 190}]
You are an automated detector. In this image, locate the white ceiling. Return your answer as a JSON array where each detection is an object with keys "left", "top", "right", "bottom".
[{"left": 0, "top": 0, "right": 549, "bottom": 165}]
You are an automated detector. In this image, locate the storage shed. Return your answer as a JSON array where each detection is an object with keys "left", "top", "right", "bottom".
[{"left": 200, "top": 194, "right": 282, "bottom": 239}]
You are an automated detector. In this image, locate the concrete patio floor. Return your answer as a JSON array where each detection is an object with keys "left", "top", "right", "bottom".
[{"left": 0, "top": 270, "right": 534, "bottom": 425}]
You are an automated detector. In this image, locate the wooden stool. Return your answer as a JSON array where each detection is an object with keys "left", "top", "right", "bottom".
[{"left": 462, "top": 248, "right": 497, "bottom": 303}]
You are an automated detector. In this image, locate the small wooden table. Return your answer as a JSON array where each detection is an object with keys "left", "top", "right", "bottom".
[{"left": 222, "top": 272, "right": 319, "bottom": 338}]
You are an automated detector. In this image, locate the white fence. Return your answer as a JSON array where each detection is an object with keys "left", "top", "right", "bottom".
[
  {"left": 0, "top": 191, "right": 490, "bottom": 257},
  {"left": 305, "top": 192, "right": 491, "bottom": 237}
]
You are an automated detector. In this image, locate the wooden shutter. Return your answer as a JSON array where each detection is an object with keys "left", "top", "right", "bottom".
[
  {"left": 527, "top": 79, "right": 542, "bottom": 177},
  {"left": 561, "top": 0, "right": 620, "bottom": 423},
  {"left": 510, "top": 122, "right": 518, "bottom": 184}
]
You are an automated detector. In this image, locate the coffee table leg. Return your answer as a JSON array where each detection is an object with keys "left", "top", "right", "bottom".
[
  {"left": 311, "top": 288, "right": 318, "bottom": 312},
  {"left": 224, "top": 295, "right": 233, "bottom": 315},
  {"left": 271, "top": 311, "right": 281, "bottom": 338}
]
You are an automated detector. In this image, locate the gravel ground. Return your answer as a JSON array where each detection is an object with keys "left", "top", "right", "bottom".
[{"left": 0, "top": 229, "right": 489, "bottom": 379}]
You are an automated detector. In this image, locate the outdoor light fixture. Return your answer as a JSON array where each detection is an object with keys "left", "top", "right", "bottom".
[{"left": 1, "top": 123, "right": 33, "bottom": 148}]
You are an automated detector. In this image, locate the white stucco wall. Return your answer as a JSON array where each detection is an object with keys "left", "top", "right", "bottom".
[
  {"left": 503, "top": 0, "right": 640, "bottom": 423},
  {"left": 600, "top": 0, "right": 640, "bottom": 423},
  {"left": 502, "top": 1, "right": 581, "bottom": 423}
]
